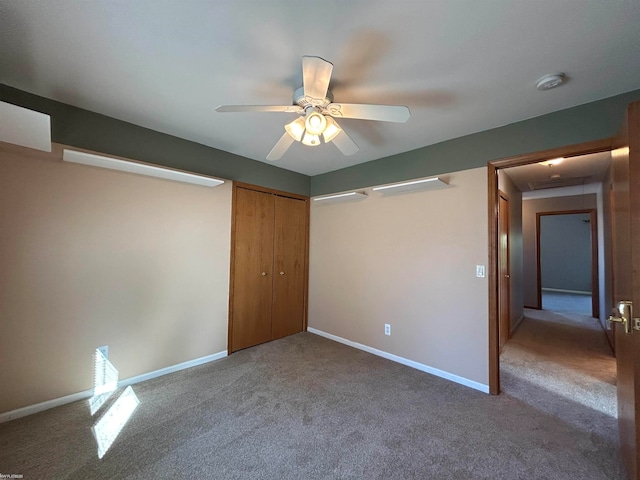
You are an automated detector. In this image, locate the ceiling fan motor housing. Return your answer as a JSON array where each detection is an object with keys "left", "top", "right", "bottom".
[{"left": 293, "top": 86, "right": 333, "bottom": 109}]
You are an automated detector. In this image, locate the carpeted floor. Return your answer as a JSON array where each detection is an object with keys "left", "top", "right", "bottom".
[
  {"left": 501, "top": 308, "right": 620, "bottom": 473},
  {"left": 0, "top": 330, "right": 624, "bottom": 479},
  {"left": 541, "top": 290, "right": 592, "bottom": 315}
]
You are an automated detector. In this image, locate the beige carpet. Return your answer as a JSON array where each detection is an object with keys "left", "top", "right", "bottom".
[
  {"left": 501, "top": 308, "right": 618, "bottom": 445},
  {"left": 0, "top": 328, "right": 625, "bottom": 479}
]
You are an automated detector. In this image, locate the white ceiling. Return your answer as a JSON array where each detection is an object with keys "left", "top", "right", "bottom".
[
  {"left": 1, "top": 1, "right": 639, "bottom": 176},
  {"left": 502, "top": 151, "right": 612, "bottom": 193}
]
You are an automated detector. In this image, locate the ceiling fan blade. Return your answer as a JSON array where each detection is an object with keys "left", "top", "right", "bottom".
[
  {"left": 266, "top": 132, "right": 295, "bottom": 161},
  {"left": 331, "top": 128, "right": 359, "bottom": 156},
  {"left": 326, "top": 103, "right": 410, "bottom": 123},
  {"left": 302, "top": 56, "right": 333, "bottom": 102},
  {"left": 215, "top": 105, "right": 303, "bottom": 114}
]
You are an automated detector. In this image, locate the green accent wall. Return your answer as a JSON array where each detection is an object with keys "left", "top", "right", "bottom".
[
  {"left": 0, "top": 84, "right": 311, "bottom": 196},
  {"left": 4, "top": 84, "right": 640, "bottom": 197},
  {"left": 311, "top": 89, "right": 640, "bottom": 195}
]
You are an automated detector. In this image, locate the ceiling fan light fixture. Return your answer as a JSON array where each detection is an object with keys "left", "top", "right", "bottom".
[
  {"left": 301, "top": 131, "right": 320, "bottom": 146},
  {"left": 322, "top": 116, "right": 341, "bottom": 143},
  {"left": 216, "top": 56, "right": 409, "bottom": 160},
  {"left": 285, "top": 117, "right": 306, "bottom": 141},
  {"left": 305, "top": 110, "right": 327, "bottom": 135}
]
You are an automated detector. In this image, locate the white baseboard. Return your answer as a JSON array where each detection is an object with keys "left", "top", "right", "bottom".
[
  {"left": 307, "top": 328, "right": 489, "bottom": 394},
  {"left": 0, "top": 388, "right": 95, "bottom": 425},
  {"left": 541, "top": 288, "right": 591, "bottom": 295},
  {"left": 118, "top": 350, "right": 227, "bottom": 388},
  {"left": 0, "top": 350, "right": 227, "bottom": 424},
  {"left": 511, "top": 314, "right": 525, "bottom": 336}
]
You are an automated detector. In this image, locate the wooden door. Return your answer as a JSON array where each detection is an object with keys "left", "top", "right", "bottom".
[
  {"left": 610, "top": 101, "right": 640, "bottom": 480},
  {"left": 498, "top": 191, "right": 510, "bottom": 351},
  {"left": 271, "top": 195, "right": 307, "bottom": 340},
  {"left": 230, "top": 188, "right": 275, "bottom": 352}
]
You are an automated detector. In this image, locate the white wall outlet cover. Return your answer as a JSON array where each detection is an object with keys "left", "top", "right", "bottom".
[{"left": 384, "top": 324, "right": 391, "bottom": 336}]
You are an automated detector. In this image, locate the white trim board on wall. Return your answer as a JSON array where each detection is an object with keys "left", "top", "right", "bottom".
[
  {"left": 0, "top": 350, "right": 227, "bottom": 424},
  {"left": 308, "top": 328, "right": 490, "bottom": 394},
  {"left": 63, "top": 149, "right": 225, "bottom": 187}
]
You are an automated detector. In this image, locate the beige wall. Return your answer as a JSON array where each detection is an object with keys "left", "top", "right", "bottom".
[
  {"left": 308, "top": 167, "right": 489, "bottom": 387},
  {"left": 522, "top": 193, "right": 597, "bottom": 308},
  {"left": 498, "top": 171, "right": 524, "bottom": 331},
  {"left": 0, "top": 142, "right": 231, "bottom": 413}
]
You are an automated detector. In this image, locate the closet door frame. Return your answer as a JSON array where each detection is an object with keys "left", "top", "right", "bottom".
[{"left": 228, "top": 182, "right": 310, "bottom": 354}]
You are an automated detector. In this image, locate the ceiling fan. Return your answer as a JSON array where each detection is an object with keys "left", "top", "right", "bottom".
[{"left": 215, "top": 56, "right": 411, "bottom": 161}]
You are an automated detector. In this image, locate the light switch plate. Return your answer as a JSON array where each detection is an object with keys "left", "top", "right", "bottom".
[{"left": 476, "top": 265, "right": 485, "bottom": 278}]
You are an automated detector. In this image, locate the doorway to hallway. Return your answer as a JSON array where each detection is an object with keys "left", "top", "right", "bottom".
[{"left": 537, "top": 210, "right": 599, "bottom": 318}]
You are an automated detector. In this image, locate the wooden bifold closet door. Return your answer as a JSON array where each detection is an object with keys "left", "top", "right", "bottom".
[{"left": 229, "top": 184, "right": 309, "bottom": 353}]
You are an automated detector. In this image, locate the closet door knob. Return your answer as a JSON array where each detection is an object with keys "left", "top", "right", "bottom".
[
  {"left": 280, "top": 271, "right": 285, "bottom": 275},
  {"left": 261, "top": 272, "right": 267, "bottom": 276}
]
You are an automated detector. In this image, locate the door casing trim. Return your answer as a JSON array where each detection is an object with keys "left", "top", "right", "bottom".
[{"left": 487, "top": 137, "right": 614, "bottom": 394}]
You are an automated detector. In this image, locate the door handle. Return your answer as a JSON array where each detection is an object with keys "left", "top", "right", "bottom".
[
  {"left": 280, "top": 271, "right": 285, "bottom": 276},
  {"left": 609, "top": 301, "right": 632, "bottom": 334},
  {"left": 261, "top": 272, "right": 267, "bottom": 276}
]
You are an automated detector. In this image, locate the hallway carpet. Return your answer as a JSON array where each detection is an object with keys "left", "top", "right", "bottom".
[
  {"left": 1, "top": 331, "right": 624, "bottom": 479},
  {"left": 501, "top": 308, "right": 620, "bottom": 471},
  {"left": 541, "top": 290, "right": 592, "bottom": 315}
]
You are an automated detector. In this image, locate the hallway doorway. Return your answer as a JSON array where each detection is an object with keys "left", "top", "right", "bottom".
[
  {"left": 495, "top": 151, "right": 615, "bottom": 436},
  {"left": 537, "top": 210, "right": 599, "bottom": 318}
]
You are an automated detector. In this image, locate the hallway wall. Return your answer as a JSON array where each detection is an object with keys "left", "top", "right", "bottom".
[
  {"left": 522, "top": 194, "right": 597, "bottom": 308},
  {"left": 498, "top": 171, "right": 524, "bottom": 332},
  {"left": 540, "top": 213, "right": 592, "bottom": 292}
]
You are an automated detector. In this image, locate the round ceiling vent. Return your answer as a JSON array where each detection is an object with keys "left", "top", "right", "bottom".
[{"left": 536, "top": 73, "right": 565, "bottom": 91}]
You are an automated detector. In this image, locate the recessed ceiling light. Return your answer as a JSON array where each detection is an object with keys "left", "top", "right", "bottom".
[
  {"left": 539, "top": 157, "right": 564, "bottom": 167},
  {"left": 536, "top": 73, "right": 566, "bottom": 91}
]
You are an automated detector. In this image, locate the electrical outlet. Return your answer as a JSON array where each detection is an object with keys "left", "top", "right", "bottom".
[
  {"left": 97, "top": 345, "right": 108, "bottom": 358},
  {"left": 384, "top": 324, "right": 391, "bottom": 336},
  {"left": 476, "top": 265, "right": 485, "bottom": 278}
]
